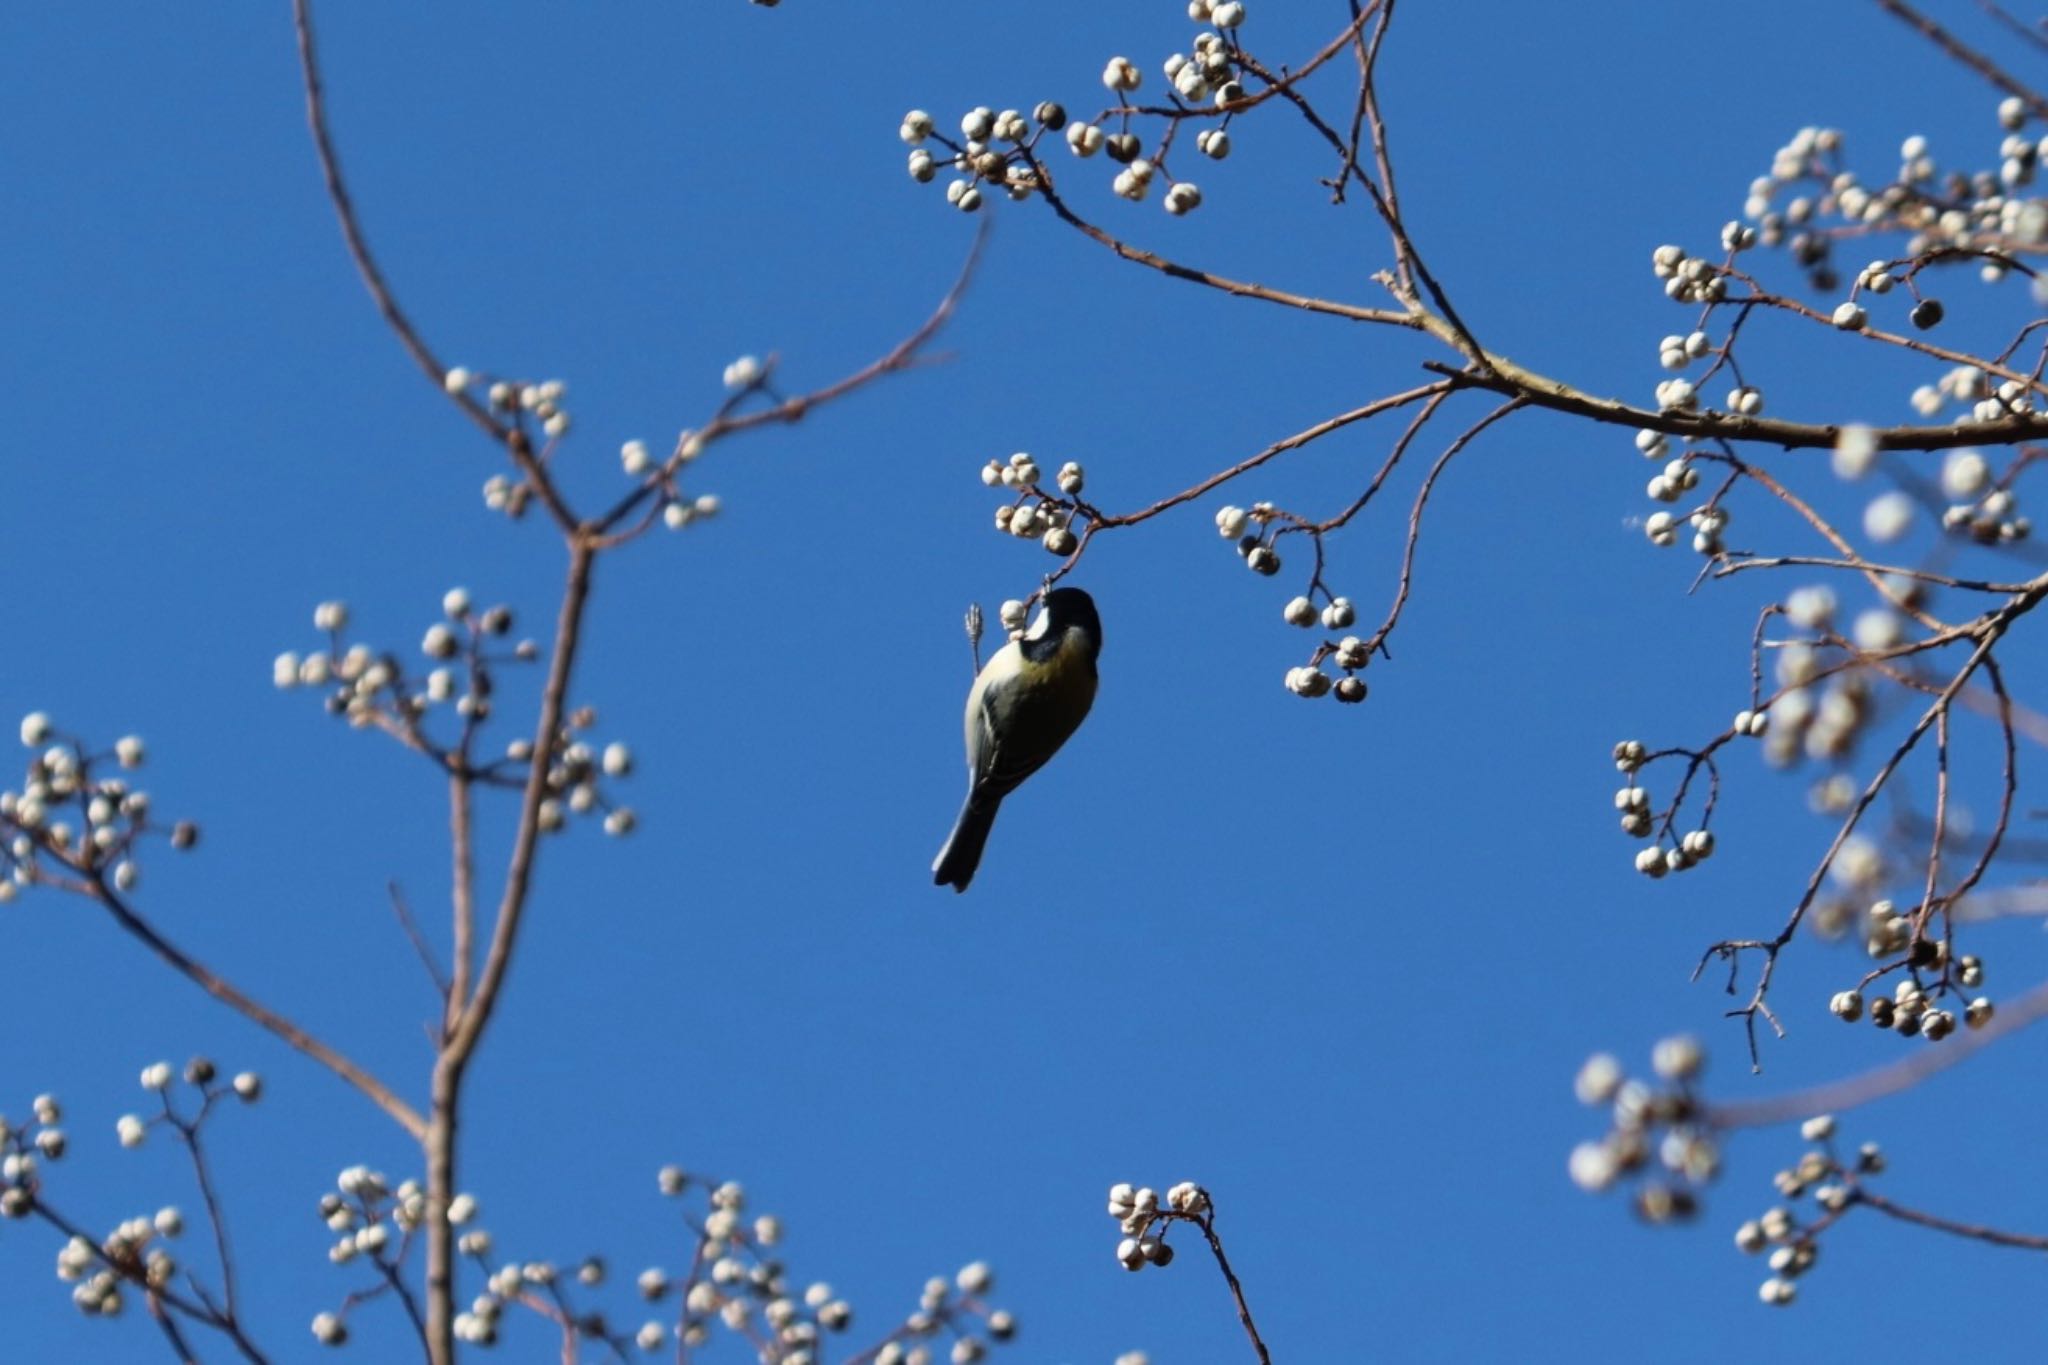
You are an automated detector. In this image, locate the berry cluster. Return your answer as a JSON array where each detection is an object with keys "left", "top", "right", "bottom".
[
  {"left": 1215, "top": 503, "right": 1369, "bottom": 704},
  {"left": 273, "top": 597, "right": 639, "bottom": 838},
  {"left": 1826, "top": 938, "right": 1991, "bottom": 1045},
  {"left": 444, "top": 370, "right": 575, "bottom": 443},
  {"left": 1629, "top": 98, "right": 2048, "bottom": 576},
  {"left": 2, "top": 1059, "right": 262, "bottom": 1325},
  {"left": 1609, "top": 739, "right": 1718, "bottom": 879},
  {"left": 302, "top": 1160, "right": 1019, "bottom": 1361},
  {"left": 447, "top": 364, "right": 725, "bottom": 536},
  {"left": 1730, "top": 1117, "right": 1891, "bottom": 1308},
  {"left": 1566, "top": 1039, "right": 1717, "bottom": 1224},
  {"left": 1743, "top": 113, "right": 2045, "bottom": 304},
  {"left": 0, "top": 713, "right": 198, "bottom": 904},
  {"left": 981, "top": 452, "right": 1086, "bottom": 560},
  {"left": 1104, "top": 1178, "right": 1211, "bottom": 1271},
  {"left": 899, "top": 3, "right": 1263, "bottom": 218}
]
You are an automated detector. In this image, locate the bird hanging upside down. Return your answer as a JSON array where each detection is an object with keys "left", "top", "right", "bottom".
[{"left": 933, "top": 587, "right": 1102, "bottom": 892}]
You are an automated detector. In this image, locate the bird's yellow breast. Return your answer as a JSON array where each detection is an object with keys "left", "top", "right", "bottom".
[{"left": 965, "top": 627, "right": 1098, "bottom": 775}]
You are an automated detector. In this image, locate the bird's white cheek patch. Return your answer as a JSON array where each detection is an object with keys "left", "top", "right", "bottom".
[{"left": 1023, "top": 606, "right": 1053, "bottom": 641}]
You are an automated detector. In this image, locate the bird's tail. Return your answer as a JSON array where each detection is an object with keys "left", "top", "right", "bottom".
[{"left": 933, "top": 795, "right": 1001, "bottom": 892}]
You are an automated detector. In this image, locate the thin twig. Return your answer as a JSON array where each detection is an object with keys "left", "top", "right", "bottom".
[
  {"left": 388, "top": 881, "right": 451, "bottom": 1004},
  {"left": 177, "top": 1112, "right": 241, "bottom": 1317},
  {"left": 592, "top": 222, "right": 990, "bottom": 543},
  {"left": 1706, "top": 971, "right": 2048, "bottom": 1127},
  {"left": 1195, "top": 1211, "right": 1271, "bottom": 1365},
  {"left": 289, "top": 0, "right": 495, "bottom": 441},
  {"left": 31, "top": 1198, "right": 274, "bottom": 1365},
  {"left": 1975, "top": 0, "right": 2048, "bottom": 57},
  {"left": 1095, "top": 381, "right": 1454, "bottom": 529},
  {"left": 1029, "top": 142, "right": 2048, "bottom": 454},
  {"left": 1710, "top": 555, "right": 2032, "bottom": 594},
  {"left": 1853, "top": 1184, "right": 2048, "bottom": 1250},
  {"left": 148, "top": 1295, "right": 203, "bottom": 1365},
  {"left": 290, "top": 0, "right": 578, "bottom": 532},
  {"left": 1873, "top": 0, "right": 2048, "bottom": 120},
  {"left": 1324, "top": 393, "right": 1455, "bottom": 530},
  {"left": 88, "top": 879, "right": 424, "bottom": 1138},
  {"left": 378, "top": 1254, "right": 432, "bottom": 1348},
  {"left": 1356, "top": 398, "right": 1527, "bottom": 656}
]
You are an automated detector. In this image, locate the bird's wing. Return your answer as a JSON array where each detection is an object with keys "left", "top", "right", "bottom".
[
  {"left": 963, "top": 642, "right": 1030, "bottom": 791},
  {"left": 971, "top": 685, "right": 1054, "bottom": 800},
  {"left": 963, "top": 658, "right": 998, "bottom": 776}
]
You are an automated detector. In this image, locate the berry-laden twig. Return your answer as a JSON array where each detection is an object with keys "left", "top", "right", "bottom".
[{"left": 1104, "top": 1180, "right": 1270, "bottom": 1364}]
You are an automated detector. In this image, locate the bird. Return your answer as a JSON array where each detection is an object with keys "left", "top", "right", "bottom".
[{"left": 933, "top": 586, "right": 1102, "bottom": 892}]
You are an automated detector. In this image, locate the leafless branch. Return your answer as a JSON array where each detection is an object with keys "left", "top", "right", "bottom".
[{"left": 88, "top": 878, "right": 424, "bottom": 1138}]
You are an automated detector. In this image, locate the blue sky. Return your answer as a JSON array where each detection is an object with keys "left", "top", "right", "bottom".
[{"left": 6, "top": 1, "right": 2048, "bottom": 1361}]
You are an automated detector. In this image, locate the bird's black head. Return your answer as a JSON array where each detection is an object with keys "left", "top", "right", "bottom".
[{"left": 1041, "top": 587, "right": 1102, "bottom": 659}]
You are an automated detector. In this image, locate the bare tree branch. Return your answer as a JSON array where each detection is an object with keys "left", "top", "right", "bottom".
[{"left": 89, "top": 879, "right": 424, "bottom": 1138}]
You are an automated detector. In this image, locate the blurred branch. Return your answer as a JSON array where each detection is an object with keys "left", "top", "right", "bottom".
[
  {"left": 1852, "top": 1182, "right": 2048, "bottom": 1249},
  {"left": 89, "top": 879, "right": 425, "bottom": 1138},
  {"left": 30, "top": 1195, "right": 273, "bottom": 1365},
  {"left": 1975, "top": 0, "right": 2048, "bottom": 58},
  {"left": 148, "top": 1297, "right": 202, "bottom": 1364},
  {"left": 1874, "top": 0, "right": 2048, "bottom": 120},
  {"left": 169, "top": 1096, "right": 241, "bottom": 1318},
  {"left": 444, "top": 539, "right": 594, "bottom": 1065},
  {"left": 1706, "top": 972, "right": 2048, "bottom": 1127},
  {"left": 446, "top": 777, "right": 475, "bottom": 1038},
  {"left": 388, "top": 881, "right": 451, "bottom": 1007}
]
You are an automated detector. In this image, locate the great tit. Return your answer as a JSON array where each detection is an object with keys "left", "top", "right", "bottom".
[{"left": 933, "top": 587, "right": 1102, "bottom": 892}]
